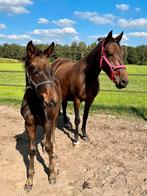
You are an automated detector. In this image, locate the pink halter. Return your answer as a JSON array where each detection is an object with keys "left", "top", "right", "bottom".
[{"left": 100, "top": 42, "right": 126, "bottom": 81}]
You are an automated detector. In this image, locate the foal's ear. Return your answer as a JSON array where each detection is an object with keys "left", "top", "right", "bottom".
[
  {"left": 44, "top": 42, "right": 55, "bottom": 58},
  {"left": 115, "top": 31, "right": 123, "bottom": 43},
  {"left": 27, "top": 41, "right": 35, "bottom": 57},
  {"left": 104, "top": 30, "right": 113, "bottom": 45}
]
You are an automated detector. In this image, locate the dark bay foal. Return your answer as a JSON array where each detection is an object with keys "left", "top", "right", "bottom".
[
  {"left": 21, "top": 41, "right": 62, "bottom": 190},
  {"left": 50, "top": 31, "right": 128, "bottom": 144}
]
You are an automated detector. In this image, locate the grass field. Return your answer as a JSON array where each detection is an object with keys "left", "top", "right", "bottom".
[{"left": 0, "top": 63, "right": 147, "bottom": 119}]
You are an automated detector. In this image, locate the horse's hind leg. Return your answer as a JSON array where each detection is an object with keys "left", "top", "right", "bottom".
[
  {"left": 73, "top": 98, "right": 81, "bottom": 145},
  {"left": 24, "top": 114, "right": 36, "bottom": 190},
  {"left": 62, "top": 100, "right": 72, "bottom": 129}
]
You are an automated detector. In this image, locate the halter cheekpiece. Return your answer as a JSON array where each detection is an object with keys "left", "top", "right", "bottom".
[
  {"left": 26, "top": 70, "right": 54, "bottom": 92},
  {"left": 99, "top": 41, "right": 126, "bottom": 80}
]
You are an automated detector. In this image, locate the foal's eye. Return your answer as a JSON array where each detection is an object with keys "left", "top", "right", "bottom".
[{"left": 33, "top": 71, "right": 38, "bottom": 74}]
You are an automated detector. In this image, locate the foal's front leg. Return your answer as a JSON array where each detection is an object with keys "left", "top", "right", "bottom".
[
  {"left": 44, "top": 119, "right": 56, "bottom": 184},
  {"left": 24, "top": 114, "right": 36, "bottom": 190}
]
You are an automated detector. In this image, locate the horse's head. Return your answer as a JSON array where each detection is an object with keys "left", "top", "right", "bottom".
[
  {"left": 25, "top": 41, "right": 56, "bottom": 104},
  {"left": 99, "top": 30, "right": 128, "bottom": 89}
]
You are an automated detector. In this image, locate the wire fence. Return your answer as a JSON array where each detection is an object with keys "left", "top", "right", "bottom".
[{"left": 0, "top": 70, "right": 147, "bottom": 94}]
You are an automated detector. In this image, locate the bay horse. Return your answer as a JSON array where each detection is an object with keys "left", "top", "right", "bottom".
[
  {"left": 50, "top": 30, "right": 128, "bottom": 144},
  {"left": 20, "top": 41, "right": 62, "bottom": 190}
]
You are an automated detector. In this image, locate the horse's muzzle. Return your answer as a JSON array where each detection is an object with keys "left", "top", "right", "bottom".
[{"left": 116, "top": 79, "right": 129, "bottom": 89}]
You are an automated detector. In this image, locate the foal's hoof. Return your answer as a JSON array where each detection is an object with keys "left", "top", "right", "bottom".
[
  {"left": 82, "top": 136, "right": 90, "bottom": 142},
  {"left": 52, "top": 153, "right": 58, "bottom": 159},
  {"left": 49, "top": 177, "right": 56, "bottom": 184},
  {"left": 73, "top": 140, "right": 80, "bottom": 146},
  {"left": 24, "top": 184, "right": 32, "bottom": 192}
]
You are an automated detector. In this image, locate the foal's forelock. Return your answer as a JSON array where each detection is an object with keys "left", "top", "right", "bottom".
[{"left": 25, "top": 53, "right": 54, "bottom": 94}]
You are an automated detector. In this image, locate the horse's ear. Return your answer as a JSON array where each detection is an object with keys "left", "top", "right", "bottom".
[
  {"left": 98, "top": 37, "right": 105, "bottom": 42},
  {"left": 27, "top": 40, "right": 34, "bottom": 57},
  {"left": 104, "top": 30, "right": 113, "bottom": 45},
  {"left": 44, "top": 42, "right": 55, "bottom": 58},
  {"left": 115, "top": 31, "right": 123, "bottom": 43}
]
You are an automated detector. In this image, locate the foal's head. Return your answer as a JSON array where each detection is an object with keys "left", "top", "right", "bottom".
[
  {"left": 99, "top": 31, "right": 128, "bottom": 89},
  {"left": 25, "top": 41, "right": 55, "bottom": 102}
]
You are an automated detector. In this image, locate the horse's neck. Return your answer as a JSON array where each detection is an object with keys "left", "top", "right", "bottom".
[{"left": 84, "top": 43, "right": 101, "bottom": 77}]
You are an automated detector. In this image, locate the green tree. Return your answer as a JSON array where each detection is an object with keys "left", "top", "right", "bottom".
[
  {"left": 71, "top": 42, "right": 78, "bottom": 60},
  {"left": 127, "top": 47, "right": 137, "bottom": 64}
]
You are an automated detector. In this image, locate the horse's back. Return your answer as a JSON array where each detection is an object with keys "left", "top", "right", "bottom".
[
  {"left": 50, "top": 58, "right": 76, "bottom": 85},
  {"left": 50, "top": 58, "right": 75, "bottom": 74},
  {"left": 50, "top": 58, "right": 87, "bottom": 100}
]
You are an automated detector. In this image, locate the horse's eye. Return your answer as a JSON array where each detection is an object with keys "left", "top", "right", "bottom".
[{"left": 107, "top": 51, "right": 113, "bottom": 57}]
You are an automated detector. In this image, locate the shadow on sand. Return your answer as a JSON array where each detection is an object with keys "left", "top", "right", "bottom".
[{"left": 15, "top": 113, "right": 75, "bottom": 178}]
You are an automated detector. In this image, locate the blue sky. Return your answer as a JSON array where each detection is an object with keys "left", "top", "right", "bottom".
[{"left": 0, "top": 0, "right": 146, "bottom": 46}]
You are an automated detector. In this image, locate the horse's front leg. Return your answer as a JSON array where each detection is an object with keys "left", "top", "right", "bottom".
[
  {"left": 81, "top": 101, "right": 93, "bottom": 142},
  {"left": 24, "top": 114, "right": 37, "bottom": 190},
  {"left": 73, "top": 98, "right": 81, "bottom": 145}
]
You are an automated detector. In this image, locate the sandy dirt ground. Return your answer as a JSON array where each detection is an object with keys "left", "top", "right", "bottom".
[{"left": 0, "top": 105, "right": 147, "bottom": 196}]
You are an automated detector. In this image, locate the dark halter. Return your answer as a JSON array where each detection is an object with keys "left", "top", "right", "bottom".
[{"left": 26, "top": 70, "right": 54, "bottom": 93}]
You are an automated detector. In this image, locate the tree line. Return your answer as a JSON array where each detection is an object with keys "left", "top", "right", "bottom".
[{"left": 0, "top": 42, "right": 147, "bottom": 65}]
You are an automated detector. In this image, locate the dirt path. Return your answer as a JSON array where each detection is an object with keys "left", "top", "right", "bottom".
[{"left": 0, "top": 105, "right": 147, "bottom": 196}]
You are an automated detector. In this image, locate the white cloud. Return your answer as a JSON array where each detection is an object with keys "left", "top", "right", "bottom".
[
  {"left": 128, "top": 32, "right": 147, "bottom": 38},
  {"left": 74, "top": 11, "right": 114, "bottom": 25},
  {"left": 0, "top": 23, "right": 6, "bottom": 29},
  {"left": 32, "top": 39, "right": 42, "bottom": 44},
  {"left": 115, "top": 4, "right": 129, "bottom": 11},
  {"left": 31, "top": 27, "right": 77, "bottom": 37},
  {"left": 71, "top": 35, "right": 80, "bottom": 42},
  {"left": 38, "top": 18, "right": 49, "bottom": 24},
  {"left": 31, "top": 27, "right": 78, "bottom": 45},
  {"left": 0, "top": 34, "right": 31, "bottom": 40},
  {"left": 52, "top": 18, "right": 76, "bottom": 27},
  {"left": 0, "top": 0, "right": 33, "bottom": 14},
  {"left": 118, "top": 18, "right": 147, "bottom": 29},
  {"left": 134, "top": 7, "right": 141, "bottom": 12}
]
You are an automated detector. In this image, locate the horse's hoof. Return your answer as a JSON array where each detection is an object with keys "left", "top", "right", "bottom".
[
  {"left": 82, "top": 136, "right": 90, "bottom": 142},
  {"left": 49, "top": 177, "right": 56, "bottom": 184},
  {"left": 24, "top": 184, "right": 32, "bottom": 191},
  {"left": 65, "top": 122, "right": 72, "bottom": 130}
]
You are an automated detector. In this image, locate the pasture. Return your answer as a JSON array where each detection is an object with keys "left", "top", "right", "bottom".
[{"left": 0, "top": 63, "right": 146, "bottom": 119}]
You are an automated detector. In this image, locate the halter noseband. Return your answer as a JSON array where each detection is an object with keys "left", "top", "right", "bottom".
[
  {"left": 26, "top": 70, "right": 54, "bottom": 92},
  {"left": 100, "top": 41, "right": 126, "bottom": 81}
]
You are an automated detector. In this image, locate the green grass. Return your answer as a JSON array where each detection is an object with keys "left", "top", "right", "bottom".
[
  {"left": 0, "top": 63, "right": 25, "bottom": 106},
  {"left": 0, "top": 63, "right": 146, "bottom": 119},
  {"left": 0, "top": 58, "right": 20, "bottom": 63},
  {"left": 0, "top": 62, "right": 24, "bottom": 71},
  {"left": 92, "top": 65, "right": 147, "bottom": 119}
]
